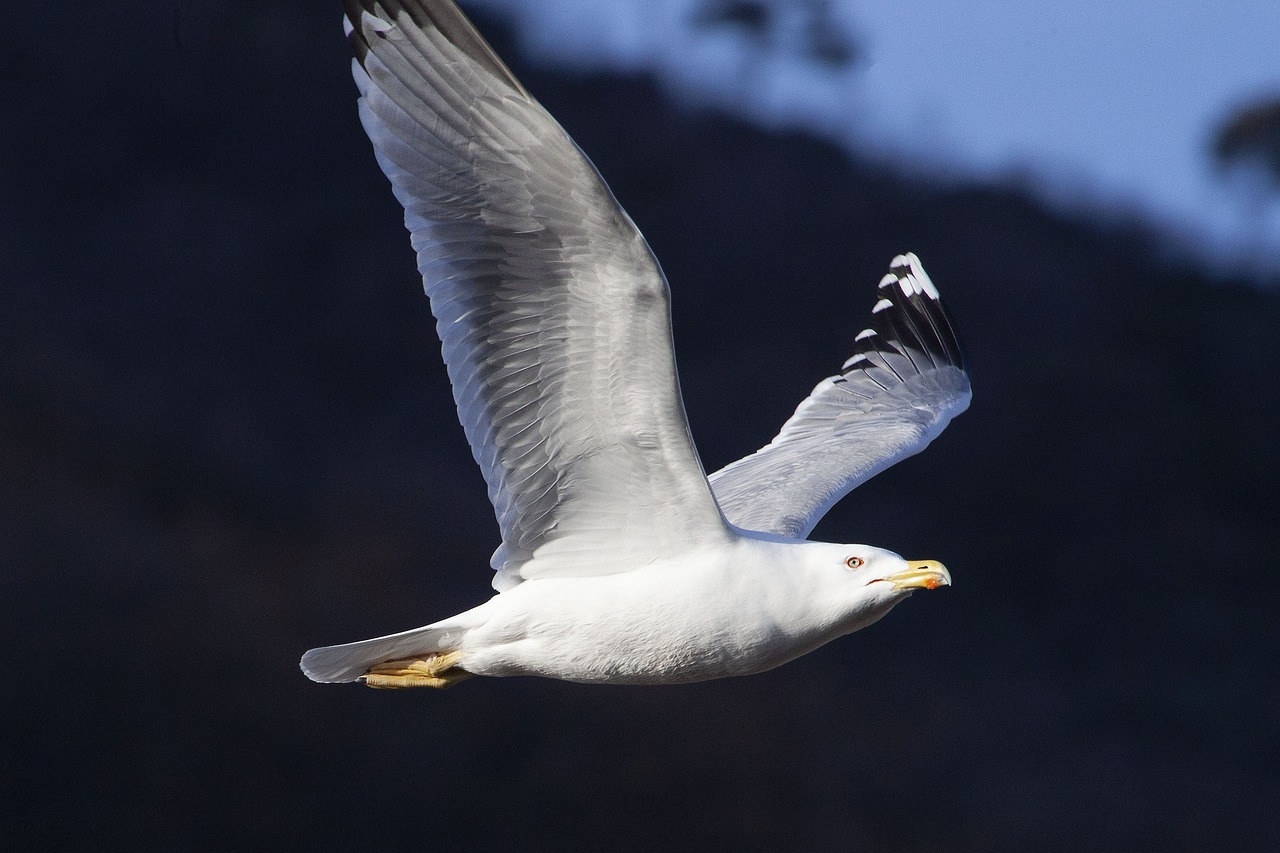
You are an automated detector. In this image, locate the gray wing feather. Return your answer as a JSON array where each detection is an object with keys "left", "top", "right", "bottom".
[
  {"left": 344, "top": 0, "right": 731, "bottom": 590},
  {"left": 709, "top": 254, "right": 971, "bottom": 538}
]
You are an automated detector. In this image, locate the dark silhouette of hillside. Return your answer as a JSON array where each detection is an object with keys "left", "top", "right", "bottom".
[{"left": 2, "top": 4, "right": 1277, "bottom": 851}]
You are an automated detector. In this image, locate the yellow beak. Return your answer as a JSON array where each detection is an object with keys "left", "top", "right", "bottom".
[{"left": 877, "top": 560, "right": 952, "bottom": 590}]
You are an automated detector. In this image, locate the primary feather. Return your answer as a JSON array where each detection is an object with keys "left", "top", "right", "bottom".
[
  {"left": 344, "top": 0, "right": 733, "bottom": 592},
  {"left": 709, "top": 254, "right": 970, "bottom": 538}
]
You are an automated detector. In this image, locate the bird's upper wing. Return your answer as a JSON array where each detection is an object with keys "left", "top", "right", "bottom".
[
  {"left": 708, "top": 254, "right": 970, "bottom": 539},
  {"left": 343, "top": 0, "right": 732, "bottom": 590}
]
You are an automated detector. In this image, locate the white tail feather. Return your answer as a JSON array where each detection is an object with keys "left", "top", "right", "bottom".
[{"left": 300, "top": 622, "right": 462, "bottom": 683}]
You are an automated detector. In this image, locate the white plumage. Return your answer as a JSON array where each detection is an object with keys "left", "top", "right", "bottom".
[{"left": 301, "top": 0, "right": 970, "bottom": 689}]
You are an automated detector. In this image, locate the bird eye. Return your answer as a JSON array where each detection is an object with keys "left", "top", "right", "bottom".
[{"left": 845, "top": 556, "right": 865, "bottom": 569}]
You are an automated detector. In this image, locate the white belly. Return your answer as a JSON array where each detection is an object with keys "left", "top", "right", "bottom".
[{"left": 452, "top": 552, "right": 876, "bottom": 684}]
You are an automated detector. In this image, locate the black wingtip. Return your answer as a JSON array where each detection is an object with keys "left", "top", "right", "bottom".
[
  {"left": 342, "top": 0, "right": 370, "bottom": 63},
  {"left": 342, "top": 0, "right": 531, "bottom": 98},
  {"left": 839, "top": 253, "right": 967, "bottom": 389}
]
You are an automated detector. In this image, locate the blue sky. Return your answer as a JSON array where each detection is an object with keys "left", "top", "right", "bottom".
[{"left": 468, "top": 0, "right": 1280, "bottom": 280}]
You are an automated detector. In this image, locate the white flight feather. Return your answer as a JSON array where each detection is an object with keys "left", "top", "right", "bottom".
[{"left": 348, "top": 1, "right": 733, "bottom": 592}]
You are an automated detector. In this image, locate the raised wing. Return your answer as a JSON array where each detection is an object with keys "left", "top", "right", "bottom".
[
  {"left": 709, "top": 254, "right": 970, "bottom": 538},
  {"left": 343, "top": 0, "right": 732, "bottom": 590}
]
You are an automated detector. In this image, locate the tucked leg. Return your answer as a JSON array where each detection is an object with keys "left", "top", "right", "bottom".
[{"left": 359, "top": 651, "right": 474, "bottom": 689}]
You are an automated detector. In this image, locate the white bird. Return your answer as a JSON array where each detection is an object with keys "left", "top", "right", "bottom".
[{"left": 301, "top": 0, "right": 971, "bottom": 689}]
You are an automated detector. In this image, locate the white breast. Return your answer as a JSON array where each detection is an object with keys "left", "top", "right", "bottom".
[{"left": 452, "top": 539, "right": 896, "bottom": 684}]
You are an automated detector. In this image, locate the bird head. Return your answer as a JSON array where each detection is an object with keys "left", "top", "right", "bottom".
[{"left": 806, "top": 542, "right": 952, "bottom": 632}]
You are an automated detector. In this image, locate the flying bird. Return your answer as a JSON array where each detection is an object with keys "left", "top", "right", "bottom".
[{"left": 301, "top": 0, "right": 971, "bottom": 689}]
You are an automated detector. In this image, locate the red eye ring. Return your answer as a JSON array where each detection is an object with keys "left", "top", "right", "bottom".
[{"left": 845, "top": 556, "right": 865, "bottom": 569}]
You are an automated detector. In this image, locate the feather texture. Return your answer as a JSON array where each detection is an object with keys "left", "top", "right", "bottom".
[
  {"left": 709, "top": 254, "right": 971, "bottom": 538},
  {"left": 344, "top": 0, "right": 733, "bottom": 590}
]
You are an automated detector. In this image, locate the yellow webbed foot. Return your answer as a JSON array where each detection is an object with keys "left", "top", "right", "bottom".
[{"left": 359, "top": 651, "right": 474, "bottom": 690}]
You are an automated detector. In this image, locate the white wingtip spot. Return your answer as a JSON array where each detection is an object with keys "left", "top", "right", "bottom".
[
  {"left": 854, "top": 328, "right": 877, "bottom": 342},
  {"left": 911, "top": 257, "right": 940, "bottom": 299},
  {"left": 878, "top": 273, "right": 898, "bottom": 289},
  {"left": 885, "top": 252, "right": 940, "bottom": 300},
  {"left": 361, "top": 9, "right": 393, "bottom": 33},
  {"left": 871, "top": 298, "right": 893, "bottom": 314},
  {"left": 842, "top": 352, "right": 870, "bottom": 369}
]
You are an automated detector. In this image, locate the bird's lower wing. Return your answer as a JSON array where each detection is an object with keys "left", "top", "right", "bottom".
[
  {"left": 708, "top": 254, "right": 971, "bottom": 539},
  {"left": 344, "top": 0, "right": 732, "bottom": 590}
]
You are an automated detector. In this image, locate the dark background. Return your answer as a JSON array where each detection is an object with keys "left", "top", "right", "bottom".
[{"left": 3, "top": 2, "right": 1278, "bottom": 850}]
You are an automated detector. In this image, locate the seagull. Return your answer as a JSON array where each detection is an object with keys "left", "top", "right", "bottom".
[{"left": 301, "top": 0, "right": 971, "bottom": 689}]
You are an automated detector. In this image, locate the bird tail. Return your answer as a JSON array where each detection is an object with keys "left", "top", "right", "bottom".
[{"left": 300, "top": 618, "right": 471, "bottom": 684}]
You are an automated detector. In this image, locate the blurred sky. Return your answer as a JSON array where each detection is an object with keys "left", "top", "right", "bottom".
[{"left": 467, "top": 0, "right": 1280, "bottom": 279}]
